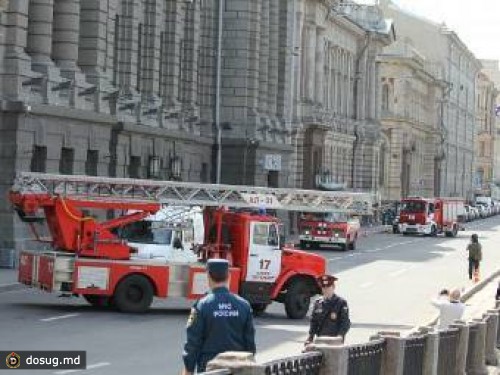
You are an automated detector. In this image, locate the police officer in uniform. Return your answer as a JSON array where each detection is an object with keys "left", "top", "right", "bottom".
[
  {"left": 182, "top": 259, "right": 256, "bottom": 374},
  {"left": 305, "top": 274, "right": 350, "bottom": 345}
]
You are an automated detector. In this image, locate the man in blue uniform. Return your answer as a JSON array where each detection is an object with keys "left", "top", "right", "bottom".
[
  {"left": 182, "top": 259, "right": 256, "bottom": 374},
  {"left": 305, "top": 274, "right": 350, "bottom": 345}
]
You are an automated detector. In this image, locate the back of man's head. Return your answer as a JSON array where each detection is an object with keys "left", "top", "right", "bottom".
[
  {"left": 207, "top": 259, "right": 229, "bottom": 284},
  {"left": 450, "top": 289, "right": 461, "bottom": 302}
]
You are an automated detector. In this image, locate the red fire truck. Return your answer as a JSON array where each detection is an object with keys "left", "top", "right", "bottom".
[
  {"left": 398, "top": 197, "right": 465, "bottom": 237},
  {"left": 298, "top": 212, "right": 364, "bottom": 251},
  {"left": 10, "top": 172, "right": 370, "bottom": 319}
]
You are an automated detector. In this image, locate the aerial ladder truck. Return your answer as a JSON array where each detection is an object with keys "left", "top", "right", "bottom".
[{"left": 10, "top": 172, "right": 372, "bottom": 319}]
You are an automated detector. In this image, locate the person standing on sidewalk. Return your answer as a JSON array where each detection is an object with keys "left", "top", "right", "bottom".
[
  {"left": 431, "top": 289, "right": 465, "bottom": 329},
  {"left": 305, "top": 274, "right": 351, "bottom": 345},
  {"left": 182, "top": 259, "right": 256, "bottom": 374},
  {"left": 466, "top": 234, "right": 482, "bottom": 280}
]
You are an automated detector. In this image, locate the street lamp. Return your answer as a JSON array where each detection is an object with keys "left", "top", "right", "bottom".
[
  {"left": 170, "top": 156, "right": 182, "bottom": 181},
  {"left": 148, "top": 156, "right": 161, "bottom": 179}
]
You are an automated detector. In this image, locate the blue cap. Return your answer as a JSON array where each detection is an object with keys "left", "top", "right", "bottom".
[{"left": 207, "top": 259, "right": 229, "bottom": 277}]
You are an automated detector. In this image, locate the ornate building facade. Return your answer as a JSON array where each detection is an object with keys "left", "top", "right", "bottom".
[
  {"left": 474, "top": 70, "right": 498, "bottom": 191},
  {"left": 290, "top": 1, "right": 394, "bottom": 192},
  {"left": 0, "top": 0, "right": 393, "bottom": 263},
  {"left": 380, "top": 0, "right": 481, "bottom": 199},
  {"left": 379, "top": 41, "right": 444, "bottom": 201}
]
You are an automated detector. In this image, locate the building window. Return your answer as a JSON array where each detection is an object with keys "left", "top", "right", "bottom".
[
  {"left": 59, "top": 148, "right": 74, "bottom": 175},
  {"left": 200, "top": 163, "right": 208, "bottom": 183},
  {"left": 85, "top": 150, "right": 99, "bottom": 176},
  {"left": 480, "top": 141, "right": 485, "bottom": 157},
  {"left": 267, "top": 171, "right": 279, "bottom": 188},
  {"left": 382, "top": 84, "right": 390, "bottom": 112},
  {"left": 129, "top": 156, "right": 142, "bottom": 178},
  {"left": 30, "top": 146, "right": 47, "bottom": 173}
]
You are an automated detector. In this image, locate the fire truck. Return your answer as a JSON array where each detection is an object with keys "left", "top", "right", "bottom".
[
  {"left": 298, "top": 212, "right": 364, "bottom": 251},
  {"left": 10, "top": 172, "right": 370, "bottom": 319},
  {"left": 398, "top": 197, "right": 465, "bottom": 237}
]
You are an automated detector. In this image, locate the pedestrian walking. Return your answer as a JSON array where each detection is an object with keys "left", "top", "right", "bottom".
[
  {"left": 431, "top": 288, "right": 465, "bottom": 329},
  {"left": 305, "top": 274, "right": 351, "bottom": 345},
  {"left": 182, "top": 259, "right": 256, "bottom": 374},
  {"left": 466, "top": 233, "right": 482, "bottom": 281}
]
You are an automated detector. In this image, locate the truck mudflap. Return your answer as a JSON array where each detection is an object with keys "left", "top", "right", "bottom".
[{"left": 18, "top": 250, "right": 75, "bottom": 292}]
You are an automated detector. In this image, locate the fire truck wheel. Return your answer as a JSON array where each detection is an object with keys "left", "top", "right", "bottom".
[
  {"left": 114, "top": 274, "right": 154, "bottom": 313},
  {"left": 83, "top": 295, "right": 114, "bottom": 309},
  {"left": 348, "top": 240, "right": 356, "bottom": 251},
  {"left": 284, "top": 280, "right": 311, "bottom": 319},
  {"left": 430, "top": 225, "right": 437, "bottom": 237},
  {"left": 251, "top": 303, "right": 268, "bottom": 316}
]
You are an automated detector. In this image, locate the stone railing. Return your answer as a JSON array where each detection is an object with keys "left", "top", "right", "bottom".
[{"left": 200, "top": 304, "right": 500, "bottom": 375}]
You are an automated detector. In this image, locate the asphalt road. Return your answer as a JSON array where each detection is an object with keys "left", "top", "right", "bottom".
[{"left": 1, "top": 216, "right": 500, "bottom": 374}]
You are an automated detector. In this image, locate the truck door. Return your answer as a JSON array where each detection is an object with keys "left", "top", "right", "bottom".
[{"left": 246, "top": 222, "right": 282, "bottom": 282}]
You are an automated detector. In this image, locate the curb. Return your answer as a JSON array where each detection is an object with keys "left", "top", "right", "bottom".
[{"left": 417, "top": 268, "right": 500, "bottom": 328}]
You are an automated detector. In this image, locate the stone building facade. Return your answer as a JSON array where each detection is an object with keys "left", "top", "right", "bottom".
[
  {"left": 290, "top": 1, "right": 394, "bottom": 192},
  {"left": 378, "top": 41, "right": 444, "bottom": 201},
  {"left": 380, "top": 0, "right": 481, "bottom": 199},
  {"left": 474, "top": 70, "right": 498, "bottom": 190},
  {"left": 481, "top": 60, "right": 500, "bottom": 183},
  {"left": 0, "top": 0, "right": 393, "bottom": 262}
]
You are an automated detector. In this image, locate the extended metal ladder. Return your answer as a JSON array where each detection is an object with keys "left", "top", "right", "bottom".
[{"left": 12, "top": 172, "right": 373, "bottom": 215}]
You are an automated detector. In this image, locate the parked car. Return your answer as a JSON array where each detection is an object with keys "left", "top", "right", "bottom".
[
  {"left": 469, "top": 206, "right": 479, "bottom": 220},
  {"left": 475, "top": 204, "right": 488, "bottom": 218},
  {"left": 463, "top": 205, "right": 473, "bottom": 222}
]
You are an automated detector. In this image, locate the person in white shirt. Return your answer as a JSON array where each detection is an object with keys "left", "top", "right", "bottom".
[{"left": 431, "top": 289, "right": 466, "bottom": 329}]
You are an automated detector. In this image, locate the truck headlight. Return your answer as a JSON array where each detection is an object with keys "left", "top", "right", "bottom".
[
  {"left": 304, "top": 230, "right": 310, "bottom": 235},
  {"left": 334, "top": 233, "right": 339, "bottom": 238}
]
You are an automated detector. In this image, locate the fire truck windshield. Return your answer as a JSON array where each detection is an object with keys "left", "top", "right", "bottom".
[
  {"left": 401, "top": 201, "right": 426, "bottom": 213},
  {"left": 114, "top": 221, "right": 173, "bottom": 245},
  {"left": 301, "top": 212, "right": 348, "bottom": 223}
]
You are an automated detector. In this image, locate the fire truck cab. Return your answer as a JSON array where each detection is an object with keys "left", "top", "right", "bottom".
[{"left": 398, "top": 197, "right": 464, "bottom": 237}]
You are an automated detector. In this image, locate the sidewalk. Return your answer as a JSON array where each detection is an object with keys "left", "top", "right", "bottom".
[{"left": 0, "top": 268, "right": 22, "bottom": 292}]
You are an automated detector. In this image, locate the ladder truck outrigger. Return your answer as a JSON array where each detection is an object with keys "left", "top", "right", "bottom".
[{"left": 10, "top": 172, "right": 372, "bottom": 319}]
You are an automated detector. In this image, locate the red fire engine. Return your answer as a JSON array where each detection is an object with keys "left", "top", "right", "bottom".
[
  {"left": 398, "top": 197, "right": 465, "bottom": 237},
  {"left": 10, "top": 172, "right": 370, "bottom": 319},
  {"left": 298, "top": 211, "right": 365, "bottom": 251}
]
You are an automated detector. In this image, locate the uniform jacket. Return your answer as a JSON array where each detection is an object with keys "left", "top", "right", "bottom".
[
  {"left": 182, "top": 286, "right": 256, "bottom": 373},
  {"left": 467, "top": 243, "right": 482, "bottom": 261},
  {"left": 308, "top": 294, "right": 350, "bottom": 342}
]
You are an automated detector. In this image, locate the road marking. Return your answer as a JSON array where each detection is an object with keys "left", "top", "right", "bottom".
[
  {"left": 360, "top": 282, "right": 374, "bottom": 288},
  {"left": 364, "top": 248, "right": 382, "bottom": 253},
  {"left": 328, "top": 257, "right": 343, "bottom": 262},
  {"left": 389, "top": 266, "right": 415, "bottom": 278},
  {"left": 40, "top": 313, "right": 80, "bottom": 322},
  {"left": 54, "top": 362, "right": 111, "bottom": 374}
]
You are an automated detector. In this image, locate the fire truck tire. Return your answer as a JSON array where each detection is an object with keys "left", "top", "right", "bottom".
[
  {"left": 83, "top": 295, "right": 115, "bottom": 309},
  {"left": 430, "top": 225, "right": 437, "bottom": 237},
  {"left": 284, "top": 280, "right": 311, "bottom": 319},
  {"left": 114, "top": 274, "right": 154, "bottom": 313},
  {"left": 348, "top": 240, "right": 356, "bottom": 251},
  {"left": 251, "top": 303, "right": 268, "bottom": 316}
]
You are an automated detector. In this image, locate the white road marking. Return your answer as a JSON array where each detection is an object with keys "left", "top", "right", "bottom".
[
  {"left": 328, "top": 257, "right": 343, "bottom": 262},
  {"left": 389, "top": 266, "right": 416, "bottom": 278},
  {"left": 40, "top": 313, "right": 80, "bottom": 322},
  {"left": 54, "top": 362, "right": 111, "bottom": 374},
  {"left": 360, "top": 282, "right": 374, "bottom": 288},
  {"left": 364, "top": 248, "right": 382, "bottom": 253}
]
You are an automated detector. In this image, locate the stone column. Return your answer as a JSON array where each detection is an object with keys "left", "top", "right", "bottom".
[
  {"left": 180, "top": 0, "right": 200, "bottom": 128},
  {"left": 27, "top": 0, "right": 65, "bottom": 104},
  {"left": 292, "top": 0, "right": 305, "bottom": 120},
  {"left": 140, "top": 0, "right": 163, "bottom": 125},
  {"left": 484, "top": 311, "right": 499, "bottom": 366},
  {"left": 380, "top": 335, "right": 404, "bottom": 375},
  {"left": 304, "top": 22, "right": 316, "bottom": 102},
  {"left": 162, "top": 0, "right": 185, "bottom": 112},
  {"left": 450, "top": 322, "right": 469, "bottom": 375},
  {"left": 79, "top": 0, "right": 118, "bottom": 113},
  {"left": 315, "top": 26, "right": 325, "bottom": 106},
  {"left": 1, "top": 0, "right": 34, "bottom": 101},
  {"left": 307, "top": 336, "right": 348, "bottom": 375},
  {"left": 52, "top": 0, "right": 91, "bottom": 109},
  {"left": 267, "top": 0, "right": 279, "bottom": 121},
  {"left": 258, "top": 0, "right": 270, "bottom": 117},
  {"left": 466, "top": 320, "right": 488, "bottom": 375},
  {"left": 418, "top": 327, "right": 439, "bottom": 375}
]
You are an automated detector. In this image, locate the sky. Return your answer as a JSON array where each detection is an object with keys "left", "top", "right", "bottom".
[{"left": 358, "top": 0, "right": 500, "bottom": 63}]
